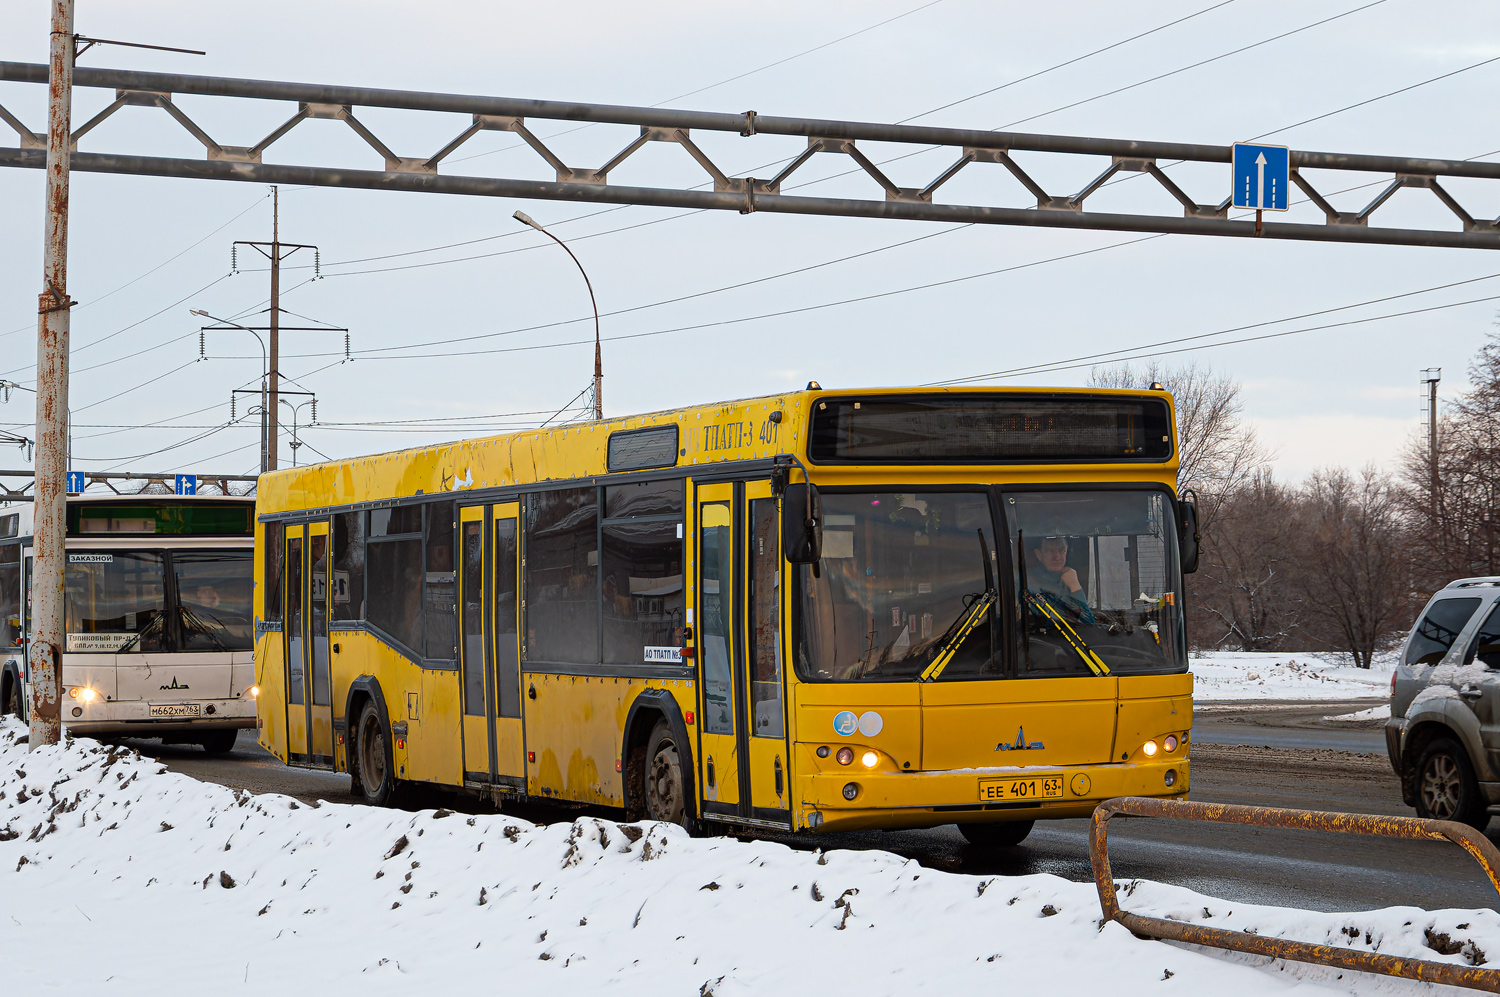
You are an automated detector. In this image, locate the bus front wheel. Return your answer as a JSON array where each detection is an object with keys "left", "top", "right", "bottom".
[
  {"left": 958, "top": 820, "right": 1034, "bottom": 847},
  {"left": 355, "top": 701, "right": 403, "bottom": 808},
  {"left": 643, "top": 720, "right": 685, "bottom": 825}
]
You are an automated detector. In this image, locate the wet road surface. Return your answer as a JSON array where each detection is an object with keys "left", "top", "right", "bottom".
[{"left": 131, "top": 698, "right": 1500, "bottom": 914}]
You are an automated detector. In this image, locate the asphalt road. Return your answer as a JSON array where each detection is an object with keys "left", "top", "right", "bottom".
[{"left": 130, "top": 698, "right": 1500, "bottom": 915}]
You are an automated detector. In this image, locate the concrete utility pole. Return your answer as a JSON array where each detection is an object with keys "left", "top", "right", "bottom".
[
  {"left": 513, "top": 210, "right": 603, "bottom": 420},
  {"left": 1422, "top": 368, "right": 1442, "bottom": 528},
  {"left": 233, "top": 188, "right": 320, "bottom": 470},
  {"left": 29, "top": 0, "right": 74, "bottom": 748}
]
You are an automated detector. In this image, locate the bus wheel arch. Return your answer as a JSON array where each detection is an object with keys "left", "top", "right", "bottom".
[
  {"left": 345, "top": 677, "right": 399, "bottom": 806},
  {"left": 1, "top": 664, "right": 22, "bottom": 721},
  {"left": 622, "top": 689, "right": 698, "bottom": 832}
]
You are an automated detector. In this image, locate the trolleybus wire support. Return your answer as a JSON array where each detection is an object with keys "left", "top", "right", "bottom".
[{"left": 1089, "top": 796, "right": 1500, "bottom": 992}]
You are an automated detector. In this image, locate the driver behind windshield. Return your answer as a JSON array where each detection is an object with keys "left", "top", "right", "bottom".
[{"left": 1029, "top": 536, "right": 1095, "bottom": 624}]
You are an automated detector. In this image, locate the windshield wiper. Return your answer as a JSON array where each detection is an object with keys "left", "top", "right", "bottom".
[
  {"left": 1025, "top": 590, "right": 1111, "bottom": 676},
  {"left": 920, "top": 530, "right": 995, "bottom": 682}
]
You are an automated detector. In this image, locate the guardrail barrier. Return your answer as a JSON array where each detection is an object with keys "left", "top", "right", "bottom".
[{"left": 1089, "top": 797, "right": 1500, "bottom": 992}]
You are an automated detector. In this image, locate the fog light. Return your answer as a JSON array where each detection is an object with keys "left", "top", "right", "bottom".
[
  {"left": 836, "top": 747, "right": 854, "bottom": 766},
  {"left": 816, "top": 745, "right": 830, "bottom": 758},
  {"left": 1142, "top": 739, "right": 1158, "bottom": 757},
  {"left": 1164, "top": 769, "right": 1177, "bottom": 787},
  {"left": 1164, "top": 735, "right": 1179, "bottom": 752},
  {"left": 71, "top": 707, "right": 82, "bottom": 717},
  {"left": 842, "top": 782, "right": 859, "bottom": 801},
  {"left": 860, "top": 751, "right": 879, "bottom": 768}
]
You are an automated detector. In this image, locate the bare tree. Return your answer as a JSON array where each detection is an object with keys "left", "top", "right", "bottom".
[
  {"left": 1296, "top": 466, "right": 1414, "bottom": 667},
  {"left": 1192, "top": 469, "right": 1304, "bottom": 650},
  {"left": 1088, "top": 361, "right": 1268, "bottom": 519}
]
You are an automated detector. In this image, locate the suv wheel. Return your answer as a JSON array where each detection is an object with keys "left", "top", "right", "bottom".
[{"left": 1414, "top": 736, "right": 1490, "bottom": 831}]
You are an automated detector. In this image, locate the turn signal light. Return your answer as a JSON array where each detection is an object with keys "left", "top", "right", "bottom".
[
  {"left": 68, "top": 686, "right": 98, "bottom": 704},
  {"left": 1142, "top": 739, "right": 1158, "bottom": 757},
  {"left": 836, "top": 747, "right": 854, "bottom": 766},
  {"left": 1164, "top": 735, "right": 1179, "bottom": 753}
]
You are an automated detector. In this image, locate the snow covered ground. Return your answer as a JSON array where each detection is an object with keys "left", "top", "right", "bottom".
[
  {"left": 1192, "top": 652, "right": 1395, "bottom": 702},
  {"left": 2, "top": 718, "right": 1494, "bottom": 995}
]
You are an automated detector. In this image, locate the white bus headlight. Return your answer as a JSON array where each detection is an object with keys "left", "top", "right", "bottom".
[{"left": 1142, "top": 739, "right": 1158, "bottom": 757}]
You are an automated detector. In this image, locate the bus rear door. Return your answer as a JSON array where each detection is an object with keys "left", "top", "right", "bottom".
[{"left": 285, "top": 522, "right": 334, "bottom": 768}]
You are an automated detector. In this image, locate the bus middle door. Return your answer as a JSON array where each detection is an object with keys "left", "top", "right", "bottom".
[
  {"left": 696, "top": 484, "right": 741, "bottom": 818},
  {"left": 458, "top": 503, "right": 525, "bottom": 790}
]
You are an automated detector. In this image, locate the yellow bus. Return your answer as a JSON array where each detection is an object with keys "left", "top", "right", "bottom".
[{"left": 253, "top": 386, "right": 1196, "bottom": 845}]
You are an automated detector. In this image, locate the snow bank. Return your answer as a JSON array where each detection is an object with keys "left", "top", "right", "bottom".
[
  {"left": 1, "top": 718, "right": 1493, "bottom": 995},
  {"left": 1193, "top": 652, "right": 1394, "bottom": 701},
  {"left": 1324, "top": 705, "right": 1392, "bottom": 722}
]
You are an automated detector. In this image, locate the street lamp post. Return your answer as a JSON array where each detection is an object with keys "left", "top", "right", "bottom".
[
  {"left": 280, "top": 397, "right": 317, "bottom": 467},
  {"left": 191, "top": 310, "right": 269, "bottom": 473},
  {"left": 513, "top": 211, "right": 603, "bottom": 421}
]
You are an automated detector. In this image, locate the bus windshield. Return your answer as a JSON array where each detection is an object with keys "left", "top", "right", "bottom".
[
  {"left": 792, "top": 488, "right": 1187, "bottom": 681},
  {"left": 794, "top": 491, "right": 998, "bottom": 682},
  {"left": 65, "top": 549, "right": 253, "bottom": 653},
  {"left": 1005, "top": 489, "right": 1186, "bottom": 676}
]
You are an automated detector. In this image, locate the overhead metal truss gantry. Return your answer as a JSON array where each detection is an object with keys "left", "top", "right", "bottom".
[
  {"left": 2, "top": 61, "right": 1499, "bottom": 250},
  {"left": 0, "top": 469, "right": 257, "bottom": 504}
]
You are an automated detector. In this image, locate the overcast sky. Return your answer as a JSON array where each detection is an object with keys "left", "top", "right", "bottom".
[{"left": 1, "top": 0, "right": 1497, "bottom": 481}]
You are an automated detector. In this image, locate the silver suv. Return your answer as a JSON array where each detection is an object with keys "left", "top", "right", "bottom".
[{"left": 1388, "top": 577, "right": 1500, "bottom": 831}]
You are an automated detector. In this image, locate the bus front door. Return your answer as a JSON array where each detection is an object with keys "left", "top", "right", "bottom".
[
  {"left": 459, "top": 503, "right": 524, "bottom": 789},
  {"left": 285, "top": 522, "right": 334, "bottom": 768},
  {"left": 696, "top": 481, "right": 791, "bottom": 829}
]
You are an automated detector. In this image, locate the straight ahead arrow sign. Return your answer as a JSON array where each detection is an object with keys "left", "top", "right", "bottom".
[{"left": 1233, "top": 143, "right": 1289, "bottom": 212}]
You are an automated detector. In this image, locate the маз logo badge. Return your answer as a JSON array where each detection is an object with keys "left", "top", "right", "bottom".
[
  {"left": 995, "top": 726, "right": 1044, "bottom": 751},
  {"left": 160, "top": 676, "right": 190, "bottom": 691}
]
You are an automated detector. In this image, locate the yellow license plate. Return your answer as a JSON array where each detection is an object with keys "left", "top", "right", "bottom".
[{"left": 979, "top": 774, "right": 1064, "bottom": 802}]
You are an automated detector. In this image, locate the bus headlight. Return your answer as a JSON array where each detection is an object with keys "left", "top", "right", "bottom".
[
  {"left": 860, "top": 751, "right": 879, "bottom": 769},
  {"left": 1164, "top": 735, "right": 1179, "bottom": 753},
  {"left": 1142, "top": 739, "right": 1158, "bottom": 757},
  {"left": 68, "top": 686, "right": 97, "bottom": 703},
  {"left": 835, "top": 747, "right": 854, "bottom": 766},
  {"left": 248, "top": 685, "right": 260, "bottom": 699}
]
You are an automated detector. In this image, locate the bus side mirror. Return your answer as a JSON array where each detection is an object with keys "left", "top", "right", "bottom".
[
  {"left": 1178, "top": 499, "right": 1200, "bottom": 574},
  {"left": 782, "top": 483, "right": 822, "bottom": 564}
]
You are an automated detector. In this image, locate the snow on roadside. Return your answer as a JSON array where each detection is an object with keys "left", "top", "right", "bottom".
[
  {"left": 1325, "top": 705, "right": 1392, "bottom": 722},
  {"left": 0, "top": 718, "right": 1493, "bottom": 996},
  {"left": 1193, "top": 651, "right": 1395, "bottom": 701}
]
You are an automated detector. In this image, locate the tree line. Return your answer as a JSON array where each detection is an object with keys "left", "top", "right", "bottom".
[{"left": 1090, "top": 337, "right": 1500, "bottom": 667}]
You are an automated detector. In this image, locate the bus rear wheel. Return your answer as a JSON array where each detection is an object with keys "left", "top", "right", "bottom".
[
  {"left": 959, "top": 820, "right": 1034, "bottom": 847},
  {"left": 197, "top": 730, "right": 239, "bottom": 754},
  {"left": 355, "top": 701, "right": 403, "bottom": 808},
  {"left": 643, "top": 720, "right": 685, "bottom": 825}
]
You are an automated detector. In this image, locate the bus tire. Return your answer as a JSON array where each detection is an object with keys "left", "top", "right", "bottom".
[
  {"left": 197, "top": 730, "right": 239, "bottom": 754},
  {"left": 355, "top": 700, "right": 403, "bottom": 808},
  {"left": 958, "top": 820, "right": 1034, "bottom": 847},
  {"left": 4, "top": 676, "right": 21, "bottom": 722},
  {"left": 1414, "top": 737, "right": 1490, "bottom": 831},
  {"left": 643, "top": 719, "right": 686, "bottom": 826}
]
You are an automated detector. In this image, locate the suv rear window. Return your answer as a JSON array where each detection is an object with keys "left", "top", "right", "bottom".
[{"left": 1406, "top": 597, "right": 1482, "bottom": 666}]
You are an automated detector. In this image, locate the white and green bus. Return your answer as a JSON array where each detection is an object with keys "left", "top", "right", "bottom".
[{"left": 1, "top": 493, "right": 258, "bottom": 752}]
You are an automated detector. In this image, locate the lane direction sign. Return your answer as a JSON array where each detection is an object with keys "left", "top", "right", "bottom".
[
  {"left": 66, "top": 471, "right": 84, "bottom": 495},
  {"left": 1232, "top": 142, "right": 1289, "bottom": 211},
  {"left": 174, "top": 474, "right": 197, "bottom": 496}
]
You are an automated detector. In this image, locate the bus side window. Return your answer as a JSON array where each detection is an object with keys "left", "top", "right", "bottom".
[
  {"left": 286, "top": 536, "right": 305, "bottom": 706},
  {"left": 0, "top": 544, "right": 18, "bottom": 649},
  {"left": 332, "top": 512, "right": 365, "bottom": 622},
  {"left": 424, "top": 502, "right": 456, "bottom": 661},
  {"left": 264, "top": 523, "right": 284, "bottom": 624}
]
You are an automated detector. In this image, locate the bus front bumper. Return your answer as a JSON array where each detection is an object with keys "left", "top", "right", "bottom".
[
  {"left": 798, "top": 756, "right": 1190, "bottom": 832},
  {"left": 61, "top": 697, "right": 257, "bottom": 736}
]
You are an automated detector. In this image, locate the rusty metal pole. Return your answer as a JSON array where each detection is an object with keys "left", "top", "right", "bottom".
[
  {"left": 29, "top": 0, "right": 75, "bottom": 748},
  {"left": 512, "top": 210, "right": 602, "bottom": 419},
  {"left": 267, "top": 186, "right": 280, "bottom": 471}
]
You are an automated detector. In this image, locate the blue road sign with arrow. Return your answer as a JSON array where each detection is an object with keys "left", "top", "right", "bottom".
[
  {"left": 1232, "top": 142, "right": 1289, "bottom": 211},
  {"left": 66, "top": 471, "right": 84, "bottom": 495},
  {"left": 174, "top": 474, "right": 197, "bottom": 496}
]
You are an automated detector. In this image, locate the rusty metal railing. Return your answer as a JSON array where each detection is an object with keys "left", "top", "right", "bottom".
[{"left": 1089, "top": 797, "right": 1500, "bottom": 992}]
